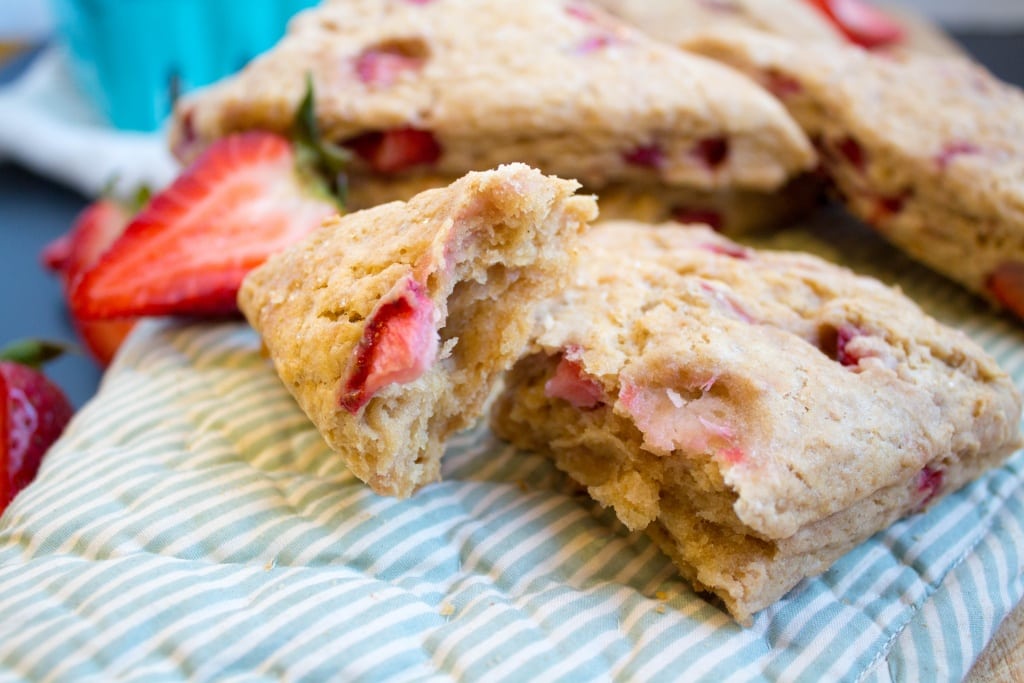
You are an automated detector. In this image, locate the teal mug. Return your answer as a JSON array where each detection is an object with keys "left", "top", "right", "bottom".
[{"left": 50, "top": 0, "right": 318, "bottom": 131}]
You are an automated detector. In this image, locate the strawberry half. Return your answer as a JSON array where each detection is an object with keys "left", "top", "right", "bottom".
[
  {"left": 71, "top": 132, "right": 339, "bottom": 319},
  {"left": 804, "top": 0, "right": 904, "bottom": 49},
  {"left": 42, "top": 197, "right": 141, "bottom": 365},
  {"left": 0, "top": 340, "right": 73, "bottom": 514}
]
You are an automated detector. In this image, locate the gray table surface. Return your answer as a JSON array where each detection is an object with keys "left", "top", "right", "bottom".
[{"left": 1, "top": 33, "right": 1022, "bottom": 409}]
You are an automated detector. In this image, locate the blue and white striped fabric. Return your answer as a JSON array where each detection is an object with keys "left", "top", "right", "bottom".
[{"left": 1, "top": 220, "right": 1022, "bottom": 682}]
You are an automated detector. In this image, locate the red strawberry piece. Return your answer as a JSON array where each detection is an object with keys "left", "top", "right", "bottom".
[
  {"left": 344, "top": 127, "right": 442, "bottom": 174},
  {"left": 40, "top": 233, "right": 74, "bottom": 274},
  {"left": 936, "top": 142, "right": 982, "bottom": 170},
  {"left": 914, "top": 466, "right": 944, "bottom": 508},
  {"left": 804, "top": 0, "right": 904, "bottom": 49},
  {"left": 354, "top": 44, "right": 426, "bottom": 87},
  {"left": 671, "top": 207, "right": 724, "bottom": 232},
  {"left": 565, "top": 3, "right": 597, "bottom": 22},
  {"left": 693, "top": 137, "right": 729, "bottom": 169},
  {"left": 0, "top": 343, "right": 73, "bottom": 514},
  {"left": 545, "top": 353, "right": 605, "bottom": 410},
  {"left": 339, "top": 278, "right": 439, "bottom": 413},
  {"left": 763, "top": 69, "right": 803, "bottom": 99},
  {"left": 622, "top": 143, "right": 665, "bottom": 169},
  {"left": 71, "top": 132, "right": 338, "bottom": 320},
  {"left": 697, "top": 241, "right": 749, "bottom": 260},
  {"left": 43, "top": 198, "right": 139, "bottom": 366},
  {"left": 869, "top": 191, "right": 910, "bottom": 224},
  {"left": 835, "top": 136, "right": 866, "bottom": 173},
  {"left": 986, "top": 262, "right": 1024, "bottom": 320}
]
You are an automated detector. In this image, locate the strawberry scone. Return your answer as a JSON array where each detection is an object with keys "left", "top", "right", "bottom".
[
  {"left": 489, "top": 220, "right": 1023, "bottom": 624},
  {"left": 170, "top": 0, "right": 815, "bottom": 233},
  {"left": 686, "top": 30, "right": 1024, "bottom": 319},
  {"left": 238, "top": 164, "right": 596, "bottom": 497}
]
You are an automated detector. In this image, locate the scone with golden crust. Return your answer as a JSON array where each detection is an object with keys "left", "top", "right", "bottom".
[
  {"left": 489, "top": 220, "right": 1023, "bottom": 624},
  {"left": 239, "top": 164, "right": 597, "bottom": 497},
  {"left": 686, "top": 29, "right": 1024, "bottom": 319},
  {"left": 170, "top": 0, "right": 814, "bottom": 210}
]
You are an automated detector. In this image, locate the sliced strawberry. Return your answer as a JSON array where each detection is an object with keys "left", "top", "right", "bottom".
[
  {"left": 804, "top": 0, "right": 904, "bottom": 49},
  {"left": 344, "top": 127, "right": 442, "bottom": 174},
  {"left": 42, "top": 198, "right": 139, "bottom": 365},
  {"left": 40, "top": 233, "right": 74, "bottom": 274},
  {"left": 0, "top": 341, "right": 73, "bottom": 513},
  {"left": 339, "top": 278, "right": 439, "bottom": 413},
  {"left": 71, "top": 132, "right": 338, "bottom": 320}
]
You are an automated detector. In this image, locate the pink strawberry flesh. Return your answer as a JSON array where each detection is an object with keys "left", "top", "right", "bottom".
[
  {"left": 762, "top": 69, "right": 803, "bottom": 98},
  {"left": 936, "top": 142, "right": 981, "bottom": 170},
  {"left": 355, "top": 46, "right": 426, "bottom": 87},
  {"left": 71, "top": 132, "right": 337, "bottom": 320},
  {"left": 913, "top": 466, "right": 944, "bottom": 512},
  {"left": 339, "top": 278, "right": 439, "bottom": 414},
  {"left": 618, "top": 381, "right": 742, "bottom": 461},
  {"left": 986, "top": 262, "right": 1024, "bottom": 320},
  {"left": 545, "top": 354, "right": 605, "bottom": 409},
  {"left": 0, "top": 362, "right": 73, "bottom": 512},
  {"left": 805, "top": 0, "right": 904, "bottom": 48},
  {"left": 344, "top": 128, "right": 442, "bottom": 174}
]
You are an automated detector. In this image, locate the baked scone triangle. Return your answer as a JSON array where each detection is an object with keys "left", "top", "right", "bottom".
[
  {"left": 490, "top": 219, "right": 1023, "bottom": 623},
  {"left": 238, "top": 164, "right": 597, "bottom": 497},
  {"left": 170, "top": 0, "right": 814, "bottom": 227},
  {"left": 686, "top": 29, "right": 1024, "bottom": 319}
]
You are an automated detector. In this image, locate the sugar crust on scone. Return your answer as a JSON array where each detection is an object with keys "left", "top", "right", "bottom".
[
  {"left": 170, "top": 0, "right": 814, "bottom": 196},
  {"left": 489, "top": 220, "right": 1023, "bottom": 623},
  {"left": 685, "top": 29, "right": 1024, "bottom": 317},
  {"left": 239, "top": 164, "right": 597, "bottom": 497}
]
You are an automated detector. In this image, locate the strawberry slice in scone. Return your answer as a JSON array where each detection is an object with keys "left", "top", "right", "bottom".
[
  {"left": 490, "top": 220, "right": 1022, "bottom": 624},
  {"left": 169, "top": 0, "right": 815, "bottom": 233},
  {"left": 238, "top": 164, "right": 597, "bottom": 497},
  {"left": 686, "top": 29, "right": 1024, "bottom": 320}
]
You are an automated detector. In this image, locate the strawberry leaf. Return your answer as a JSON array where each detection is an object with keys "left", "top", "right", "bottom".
[
  {"left": 294, "top": 74, "right": 351, "bottom": 207},
  {"left": 0, "top": 340, "right": 71, "bottom": 369}
]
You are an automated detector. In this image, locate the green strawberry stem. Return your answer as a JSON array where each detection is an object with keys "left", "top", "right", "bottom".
[
  {"left": 0, "top": 339, "right": 71, "bottom": 368},
  {"left": 293, "top": 74, "right": 351, "bottom": 209}
]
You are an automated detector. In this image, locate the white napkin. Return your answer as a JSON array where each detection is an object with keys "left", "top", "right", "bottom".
[{"left": 0, "top": 47, "right": 179, "bottom": 199}]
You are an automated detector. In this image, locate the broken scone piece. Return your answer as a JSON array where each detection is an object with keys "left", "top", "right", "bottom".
[
  {"left": 239, "top": 164, "right": 597, "bottom": 497},
  {"left": 490, "top": 220, "right": 1023, "bottom": 624}
]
